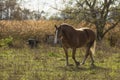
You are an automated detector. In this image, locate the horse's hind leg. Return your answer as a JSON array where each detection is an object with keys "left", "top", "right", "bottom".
[
  {"left": 81, "top": 41, "right": 94, "bottom": 65},
  {"left": 81, "top": 46, "right": 90, "bottom": 65},
  {"left": 63, "top": 47, "right": 69, "bottom": 66},
  {"left": 72, "top": 48, "right": 80, "bottom": 67},
  {"left": 89, "top": 50, "right": 94, "bottom": 65}
]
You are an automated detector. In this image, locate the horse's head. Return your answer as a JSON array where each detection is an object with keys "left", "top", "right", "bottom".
[{"left": 54, "top": 25, "right": 63, "bottom": 44}]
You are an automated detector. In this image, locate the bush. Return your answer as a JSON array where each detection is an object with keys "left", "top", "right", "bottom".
[{"left": 0, "top": 36, "right": 13, "bottom": 47}]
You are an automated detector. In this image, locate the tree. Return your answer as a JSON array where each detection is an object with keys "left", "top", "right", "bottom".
[
  {"left": 0, "top": 0, "right": 7, "bottom": 19},
  {"left": 0, "top": 0, "right": 46, "bottom": 20},
  {"left": 61, "top": 0, "right": 120, "bottom": 40},
  {"left": 0, "top": 0, "right": 20, "bottom": 20}
]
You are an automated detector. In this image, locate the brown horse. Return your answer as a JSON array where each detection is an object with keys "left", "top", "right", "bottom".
[{"left": 54, "top": 23, "right": 96, "bottom": 67}]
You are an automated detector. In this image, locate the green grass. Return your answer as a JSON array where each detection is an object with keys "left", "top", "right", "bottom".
[{"left": 0, "top": 44, "right": 120, "bottom": 80}]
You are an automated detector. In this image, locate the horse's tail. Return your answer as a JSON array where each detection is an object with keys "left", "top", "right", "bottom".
[{"left": 90, "top": 40, "right": 96, "bottom": 55}]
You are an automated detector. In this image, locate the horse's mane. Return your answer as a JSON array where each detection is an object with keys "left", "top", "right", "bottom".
[
  {"left": 60, "top": 23, "right": 75, "bottom": 30},
  {"left": 59, "top": 23, "right": 76, "bottom": 40},
  {"left": 76, "top": 27, "right": 90, "bottom": 31}
]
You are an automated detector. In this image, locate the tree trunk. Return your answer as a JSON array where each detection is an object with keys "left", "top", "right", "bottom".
[
  {"left": 95, "top": 24, "right": 104, "bottom": 41},
  {"left": 95, "top": 20, "right": 120, "bottom": 41},
  {"left": 96, "top": 29, "right": 103, "bottom": 41}
]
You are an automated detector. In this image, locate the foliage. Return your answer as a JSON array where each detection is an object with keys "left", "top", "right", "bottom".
[
  {"left": 60, "top": 0, "right": 120, "bottom": 40},
  {"left": 0, "top": 20, "right": 120, "bottom": 47},
  {"left": 0, "top": 36, "right": 13, "bottom": 47},
  {"left": 0, "top": 0, "right": 45, "bottom": 20}
]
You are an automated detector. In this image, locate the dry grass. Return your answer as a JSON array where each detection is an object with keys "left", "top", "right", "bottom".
[
  {"left": 0, "top": 20, "right": 120, "bottom": 47},
  {"left": 0, "top": 20, "right": 78, "bottom": 40}
]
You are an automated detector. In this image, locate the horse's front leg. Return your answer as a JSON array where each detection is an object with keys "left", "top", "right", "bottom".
[
  {"left": 72, "top": 48, "right": 80, "bottom": 67},
  {"left": 63, "top": 47, "right": 69, "bottom": 66}
]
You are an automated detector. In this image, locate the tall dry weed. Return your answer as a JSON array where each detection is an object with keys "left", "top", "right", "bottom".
[{"left": 0, "top": 20, "right": 120, "bottom": 47}]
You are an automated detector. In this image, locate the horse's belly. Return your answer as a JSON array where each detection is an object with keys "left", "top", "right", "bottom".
[
  {"left": 76, "top": 36, "right": 88, "bottom": 48},
  {"left": 76, "top": 42, "right": 86, "bottom": 48}
]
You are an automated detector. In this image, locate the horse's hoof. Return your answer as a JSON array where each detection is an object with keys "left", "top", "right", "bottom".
[
  {"left": 65, "top": 63, "right": 70, "bottom": 66},
  {"left": 69, "top": 64, "right": 74, "bottom": 66},
  {"left": 90, "top": 64, "right": 96, "bottom": 69},
  {"left": 66, "top": 64, "right": 74, "bottom": 66},
  {"left": 81, "top": 62, "right": 85, "bottom": 65},
  {"left": 76, "top": 62, "right": 80, "bottom": 66},
  {"left": 91, "top": 62, "right": 95, "bottom": 65},
  {"left": 91, "top": 63, "right": 95, "bottom": 67}
]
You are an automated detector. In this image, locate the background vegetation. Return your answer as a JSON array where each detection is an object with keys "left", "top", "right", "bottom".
[
  {"left": 0, "top": 0, "right": 120, "bottom": 80},
  {"left": 0, "top": 20, "right": 120, "bottom": 80},
  {"left": 0, "top": 20, "right": 120, "bottom": 47}
]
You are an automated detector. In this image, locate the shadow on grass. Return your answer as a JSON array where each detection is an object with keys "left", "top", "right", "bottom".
[{"left": 56, "top": 64, "right": 109, "bottom": 72}]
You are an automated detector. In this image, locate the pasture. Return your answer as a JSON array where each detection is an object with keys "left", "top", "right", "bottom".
[
  {"left": 0, "top": 20, "right": 120, "bottom": 80},
  {"left": 0, "top": 43, "right": 120, "bottom": 80}
]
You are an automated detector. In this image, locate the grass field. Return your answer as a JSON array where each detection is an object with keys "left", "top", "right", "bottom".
[
  {"left": 0, "top": 42, "right": 120, "bottom": 80},
  {"left": 0, "top": 20, "right": 120, "bottom": 80}
]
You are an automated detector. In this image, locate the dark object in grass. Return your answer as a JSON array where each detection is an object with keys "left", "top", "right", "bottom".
[{"left": 28, "top": 38, "right": 39, "bottom": 48}]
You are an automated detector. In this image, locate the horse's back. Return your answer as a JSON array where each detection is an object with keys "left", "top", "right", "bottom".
[
  {"left": 75, "top": 27, "right": 89, "bottom": 31},
  {"left": 84, "top": 28, "right": 96, "bottom": 42},
  {"left": 62, "top": 26, "right": 96, "bottom": 48},
  {"left": 76, "top": 28, "right": 96, "bottom": 43}
]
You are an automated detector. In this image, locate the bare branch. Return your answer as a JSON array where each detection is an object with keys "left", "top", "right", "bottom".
[
  {"left": 103, "top": 20, "right": 120, "bottom": 36},
  {"left": 92, "top": 0, "right": 96, "bottom": 8},
  {"left": 101, "top": 0, "right": 112, "bottom": 18},
  {"left": 50, "top": 5, "right": 81, "bottom": 15},
  {"left": 75, "top": 0, "right": 85, "bottom": 8},
  {"left": 104, "top": 0, "right": 112, "bottom": 17},
  {"left": 85, "top": 0, "right": 96, "bottom": 9},
  {"left": 85, "top": 0, "right": 92, "bottom": 8},
  {"left": 101, "top": 0, "right": 107, "bottom": 17},
  {"left": 49, "top": 6, "right": 64, "bottom": 12}
]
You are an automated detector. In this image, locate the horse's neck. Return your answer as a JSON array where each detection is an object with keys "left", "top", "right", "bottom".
[{"left": 63, "top": 28, "right": 76, "bottom": 40}]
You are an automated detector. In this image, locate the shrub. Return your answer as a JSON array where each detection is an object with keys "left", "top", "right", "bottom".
[{"left": 0, "top": 36, "right": 13, "bottom": 47}]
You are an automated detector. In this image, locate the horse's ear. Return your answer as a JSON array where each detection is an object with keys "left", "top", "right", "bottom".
[{"left": 54, "top": 25, "right": 58, "bottom": 29}]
